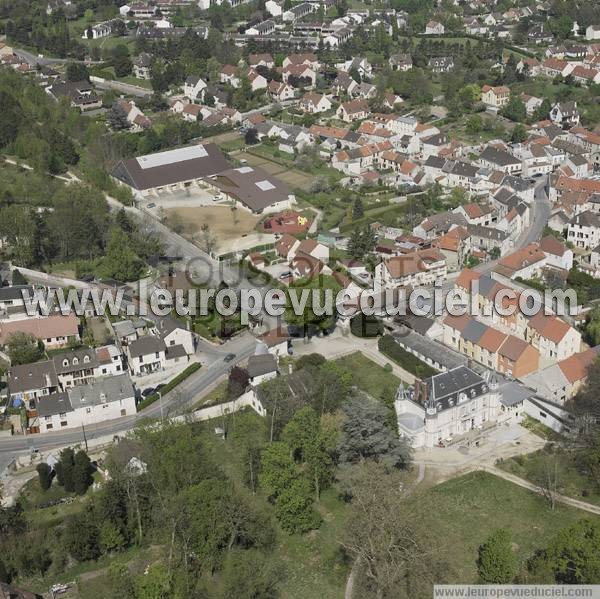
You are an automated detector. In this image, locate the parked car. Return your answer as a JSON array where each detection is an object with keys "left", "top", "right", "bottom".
[
  {"left": 224, "top": 353, "right": 236, "bottom": 363},
  {"left": 141, "top": 387, "right": 155, "bottom": 397}
]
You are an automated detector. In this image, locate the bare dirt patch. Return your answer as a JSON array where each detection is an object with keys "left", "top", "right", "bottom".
[{"left": 164, "top": 205, "right": 261, "bottom": 247}]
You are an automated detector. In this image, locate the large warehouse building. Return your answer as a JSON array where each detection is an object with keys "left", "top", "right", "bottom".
[
  {"left": 112, "top": 143, "right": 229, "bottom": 195},
  {"left": 112, "top": 143, "right": 295, "bottom": 214}
]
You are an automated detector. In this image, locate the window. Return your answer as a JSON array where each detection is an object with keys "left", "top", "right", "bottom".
[
  {"left": 102, "top": 368, "right": 107, "bottom": 374},
  {"left": 86, "top": 408, "right": 91, "bottom": 414},
  {"left": 59, "top": 412, "right": 66, "bottom": 418},
  {"left": 103, "top": 404, "right": 108, "bottom": 409},
  {"left": 72, "top": 357, "right": 79, "bottom": 365},
  {"left": 83, "top": 355, "right": 90, "bottom": 363},
  {"left": 155, "top": 352, "right": 160, "bottom": 358},
  {"left": 46, "top": 424, "right": 53, "bottom": 430},
  {"left": 61, "top": 421, "right": 68, "bottom": 427},
  {"left": 62, "top": 359, "right": 69, "bottom": 367},
  {"left": 121, "top": 409, "right": 126, "bottom": 416}
]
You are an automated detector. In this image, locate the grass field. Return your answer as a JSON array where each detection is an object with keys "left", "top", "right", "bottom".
[
  {"left": 237, "top": 150, "right": 315, "bottom": 191},
  {"left": 164, "top": 206, "right": 261, "bottom": 246},
  {"left": 412, "top": 471, "right": 599, "bottom": 583},
  {"left": 497, "top": 445, "right": 600, "bottom": 507},
  {"left": 334, "top": 352, "right": 402, "bottom": 395}
]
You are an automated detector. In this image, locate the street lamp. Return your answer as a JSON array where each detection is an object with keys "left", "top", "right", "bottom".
[{"left": 158, "top": 391, "right": 163, "bottom": 422}]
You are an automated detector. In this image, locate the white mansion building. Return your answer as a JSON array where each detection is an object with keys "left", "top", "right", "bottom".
[{"left": 395, "top": 366, "right": 501, "bottom": 448}]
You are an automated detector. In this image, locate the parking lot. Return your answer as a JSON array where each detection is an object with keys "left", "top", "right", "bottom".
[{"left": 144, "top": 186, "right": 224, "bottom": 211}]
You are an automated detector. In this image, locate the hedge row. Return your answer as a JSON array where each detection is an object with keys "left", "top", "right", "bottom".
[
  {"left": 378, "top": 335, "right": 438, "bottom": 379},
  {"left": 137, "top": 362, "right": 202, "bottom": 411}
]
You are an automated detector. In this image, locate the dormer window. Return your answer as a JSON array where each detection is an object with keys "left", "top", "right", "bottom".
[
  {"left": 83, "top": 355, "right": 90, "bottom": 364},
  {"left": 72, "top": 357, "right": 79, "bottom": 366},
  {"left": 62, "top": 359, "right": 69, "bottom": 367}
]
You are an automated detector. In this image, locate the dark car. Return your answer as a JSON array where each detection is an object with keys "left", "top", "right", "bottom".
[
  {"left": 224, "top": 353, "right": 236, "bottom": 362},
  {"left": 141, "top": 387, "right": 155, "bottom": 397}
]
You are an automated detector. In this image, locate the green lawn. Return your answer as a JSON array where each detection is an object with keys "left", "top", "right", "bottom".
[
  {"left": 192, "top": 380, "right": 229, "bottom": 410},
  {"left": 334, "top": 352, "right": 402, "bottom": 395},
  {"left": 276, "top": 488, "right": 349, "bottom": 599},
  {"left": 411, "top": 471, "right": 599, "bottom": 583},
  {"left": 496, "top": 446, "right": 600, "bottom": 507}
]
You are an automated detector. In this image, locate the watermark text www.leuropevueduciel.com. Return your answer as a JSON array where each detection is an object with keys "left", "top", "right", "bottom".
[{"left": 20, "top": 260, "right": 579, "bottom": 325}]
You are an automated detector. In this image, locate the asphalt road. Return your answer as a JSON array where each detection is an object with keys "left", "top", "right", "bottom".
[
  {"left": 0, "top": 333, "right": 256, "bottom": 471},
  {"left": 93, "top": 78, "right": 153, "bottom": 98}
]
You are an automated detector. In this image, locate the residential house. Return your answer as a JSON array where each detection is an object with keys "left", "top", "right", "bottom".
[
  {"left": 336, "top": 99, "right": 369, "bottom": 123},
  {"left": 183, "top": 75, "right": 207, "bottom": 101},
  {"left": 267, "top": 81, "right": 295, "bottom": 102},
  {"left": 481, "top": 85, "right": 510, "bottom": 110},
  {"left": 428, "top": 56, "right": 454, "bottom": 73},
  {"left": 0, "top": 314, "right": 80, "bottom": 350},
  {"left": 45, "top": 80, "right": 102, "bottom": 112},
  {"left": 133, "top": 52, "right": 152, "bottom": 79},
  {"left": 116, "top": 99, "right": 151, "bottom": 132},
  {"left": 389, "top": 53, "right": 412, "bottom": 71},
  {"left": 36, "top": 374, "right": 136, "bottom": 433},
  {"left": 478, "top": 146, "right": 521, "bottom": 174},
  {"left": 127, "top": 336, "right": 166, "bottom": 376},
  {"left": 374, "top": 249, "right": 447, "bottom": 290},
  {"left": 248, "top": 53, "right": 275, "bottom": 69},
  {"left": 425, "top": 20, "right": 444, "bottom": 35},
  {"left": 245, "top": 19, "right": 275, "bottom": 36},
  {"left": 550, "top": 101, "right": 580, "bottom": 129},
  {"left": 567, "top": 210, "right": 600, "bottom": 249},
  {"left": 246, "top": 354, "right": 278, "bottom": 386},
  {"left": 220, "top": 65, "right": 240, "bottom": 88},
  {"left": 299, "top": 92, "right": 332, "bottom": 114}
]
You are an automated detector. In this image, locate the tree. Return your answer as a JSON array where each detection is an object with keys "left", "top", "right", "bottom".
[
  {"left": 348, "top": 226, "right": 377, "bottom": 259},
  {"left": 6, "top": 332, "right": 44, "bottom": 365},
  {"left": 99, "top": 522, "right": 126, "bottom": 554},
  {"left": 338, "top": 394, "right": 412, "bottom": 469},
  {"left": 350, "top": 313, "right": 383, "bottom": 338},
  {"left": 36, "top": 463, "right": 52, "bottom": 491},
  {"left": 65, "top": 62, "right": 89, "bottom": 82},
  {"left": 111, "top": 44, "right": 132, "bottom": 77},
  {"left": 352, "top": 197, "right": 364, "bottom": 220},
  {"left": 101, "top": 228, "right": 144, "bottom": 282},
  {"left": 528, "top": 519, "right": 600, "bottom": 584},
  {"left": 228, "top": 366, "right": 250, "bottom": 399},
  {"left": 466, "top": 114, "right": 483, "bottom": 135},
  {"left": 72, "top": 450, "right": 94, "bottom": 495},
  {"left": 285, "top": 275, "right": 341, "bottom": 335},
  {"left": 64, "top": 510, "right": 100, "bottom": 561},
  {"left": 106, "top": 102, "right": 130, "bottom": 131},
  {"left": 0, "top": 90, "right": 21, "bottom": 149},
  {"left": 340, "top": 461, "right": 441, "bottom": 597},
  {"left": 478, "top": 529, "right": 517, "bottom": 583},
  {"left": 221, "top": 549, "right": 282, "bottom": 599},
  {"left": 500, "top": 95, "right": 526, "bottom": 123},
  {"left": 244, "top": 128, "right": 259, "bottom": 145},
  {"left": 134, "top": 563, "right": 171, "bottom": 599},
  {"left": 283, "top": 407, "right": 333, "bottom": 500},
  {"left": 511, "top": 123, "right": 527, "bottom": 143},
  {"left": 55, "top": 447, "right": 76, "bottom": 491},
  {"left": 260, "top": 442, "right": 321, "bottom": 533},
  {"left": 198, "top": 223, "right": 217, "bottom": 255}
]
